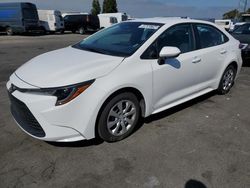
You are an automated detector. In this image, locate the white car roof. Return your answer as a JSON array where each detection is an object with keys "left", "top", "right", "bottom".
[{"left": 129, "top": 17, "right": 214, "bottom": 25}]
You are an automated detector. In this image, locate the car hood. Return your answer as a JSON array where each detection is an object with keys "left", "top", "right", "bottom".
[{"left": 15, "top": 47, "right": 125, "bottom": 88}]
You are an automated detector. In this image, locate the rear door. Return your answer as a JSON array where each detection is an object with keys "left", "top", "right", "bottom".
[{"left": 193, "top": 24, "right": 230, "bottom": 88}]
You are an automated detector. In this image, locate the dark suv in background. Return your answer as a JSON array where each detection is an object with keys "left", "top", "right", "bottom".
[{"left": 63, "top": 13, "right": 100, "bottom": 34}]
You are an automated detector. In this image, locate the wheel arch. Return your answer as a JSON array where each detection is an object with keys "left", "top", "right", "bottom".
[{"left": 94, "top": 87, "right": 147, "bottom": 138}]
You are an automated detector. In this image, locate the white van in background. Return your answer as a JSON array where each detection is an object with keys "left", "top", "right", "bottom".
[
  {"left": 215, "top": 19, "right": 234, "bottom": 31},
  {"left": 38, "top": 10, "right": 64, "bottom": 34},
  {"left": 98, "top": 14, "right": 118, "bottom": 28},
  {"left": 98, "top": 12, "right": 128, "bottom": 23}
]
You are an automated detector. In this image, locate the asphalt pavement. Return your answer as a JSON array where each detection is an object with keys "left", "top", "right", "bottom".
[{"left": 0, "top": 34, "right": 249, "bottom": 188}]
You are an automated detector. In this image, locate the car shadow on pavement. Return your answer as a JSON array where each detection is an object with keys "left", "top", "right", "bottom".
[
  {"left": 46, "top": 138, "right": 104, "bottom": 148},
  {"left": 185, "top": 179, "right": 207, "bottom": 188},
  {"left": 144, "top": 91, "right": 216, "bottom": 123}
]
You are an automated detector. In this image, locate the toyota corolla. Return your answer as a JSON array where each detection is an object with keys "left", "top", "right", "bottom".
[{"left": 7, "top": 18, "right": 242, "bottom": 142}]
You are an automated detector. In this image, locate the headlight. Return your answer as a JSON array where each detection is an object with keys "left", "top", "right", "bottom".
[
  {"left": 51, "top": 80, "right": 95, "bottom": 106},
  {"left": 22, "top": 80, "right": 95, "bottom": 106}
]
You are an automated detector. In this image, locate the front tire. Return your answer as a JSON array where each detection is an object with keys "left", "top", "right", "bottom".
[
  {"left": 217, "top": 64, "right": 237, "bottom": 95},
  {"left": 6, "top": 27, "right": 14, "bottom": 36},
  {"left": 97, "top": 93, "right": 141, "bottom": 142},
  {"left": 79, "top": 27, "right": 86, "bottom": 35}
]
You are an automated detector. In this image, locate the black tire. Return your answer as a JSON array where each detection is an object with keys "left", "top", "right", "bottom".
[
  {"left": 60, "top": 30, "right": 65, "bottom": 34},
  {"left": 217, "top": 64, "right": 237, "bottom": 95},
  {"left": 97, "top": 92, "right": 141, "bottom": 142},
  {"left": 71, "top": 30, "right": 76, "bottom": 33},
  {"left": 79, "top": 27, "right": 86, "bottom": 35},
  {"left": 6, "top": 27, "right": 14, "bottom": 36}
]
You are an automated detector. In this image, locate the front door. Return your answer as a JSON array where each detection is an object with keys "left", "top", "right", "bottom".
[{"left": 141, "top": 24, "right": 203, "bottom": 111}]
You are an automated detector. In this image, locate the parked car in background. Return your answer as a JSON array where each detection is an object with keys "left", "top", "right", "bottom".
[
  {"left": 62, "top": 13, "right": 100, "bottom": 34},
  {"left": 38, "top": 10, "right": 64, "bottom": 34},
  {"left": 99, "top": 12, "right": 128, "bottom": 23},
  {"left": 231, "top": 23, "right": 250, "bottom": 63},
  {"left": 231, "top": 14, "right": 250, "bottom": 31},
  {"left": 7, "top": 18, "right": 242, "bottom": 143},
  {"left": 0, "top": 2, "right": 41, "bottom": 35},
  {"left": 98, "top": 14, "right": 118, "bottom": 29},
  {"left": 215, "top": 19, "right": 234, "bottom": 31}
]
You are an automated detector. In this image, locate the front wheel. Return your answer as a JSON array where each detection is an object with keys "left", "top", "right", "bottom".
[
  {"left": 97, "top": 93, "right": 141, "bottom": 142},
  {"left": 79, "top": 27, "right": 86, "bottom": 35},
  {"left": 6, "top": 27, "right": 14, "bottom": 36},
  {"left": 217, "top": 65, "right": 237, "bottom": 95}
]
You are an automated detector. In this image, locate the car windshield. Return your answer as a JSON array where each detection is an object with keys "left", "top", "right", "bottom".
[
  {"left": 233, "top": 24, "right": 250, "bottom": 34},
  {"left": 74, "top": 22, "right": 163, "bottom": 57}
]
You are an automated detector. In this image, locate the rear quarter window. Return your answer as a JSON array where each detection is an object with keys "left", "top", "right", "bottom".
[{"left": 195, "top": 24, "right": 229, "bottom": 49}]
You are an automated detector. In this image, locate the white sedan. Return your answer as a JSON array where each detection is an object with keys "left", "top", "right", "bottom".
[{"left": 7, "top": 18, "right": 242, "bottom": 142}]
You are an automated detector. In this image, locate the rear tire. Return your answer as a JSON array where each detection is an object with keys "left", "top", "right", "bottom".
[
  {"left": 79, "top": 27, "right": 86, "bottom": 35},
  {"left": 217, "top": 64, "right": 237, "bottom": 95},
  {"left": 6, "top": 27, "right": 14, "bottom": 36},
  {"left": 97, "top": 92, "right": 141, "bottom": 142}
]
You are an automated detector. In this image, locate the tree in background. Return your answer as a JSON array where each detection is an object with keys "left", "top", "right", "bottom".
[
  {"left": 102, "top": 0, "right": 107, "bottom": 13},
  {"left": 102, "top": 0, "right": 118, "bottom": 13},
  {"left": 223, "top": 9, "right": 239, "bottom": 19},
  {"left": 91, "top": 0, "right": 101, "bottom": 15}
]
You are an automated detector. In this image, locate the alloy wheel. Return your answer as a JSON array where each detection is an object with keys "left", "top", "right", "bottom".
[{"left": 107, "top": 100, "right": 137, "bottom": 136}]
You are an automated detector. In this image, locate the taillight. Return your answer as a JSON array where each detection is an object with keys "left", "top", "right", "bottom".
[
  {"left": 87, "top": 16, "right": 90, "bottom": 22},
  {"left": 239, "top": 43, "right": 248, "bottom": 50}
]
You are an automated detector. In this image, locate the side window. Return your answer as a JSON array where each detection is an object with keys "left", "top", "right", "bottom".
[
  {"left": 141, "top": 24, "right": 195, "bottom": 59},
  {"left": 196, "top": 24, "right": 229, "bottom": 49}
]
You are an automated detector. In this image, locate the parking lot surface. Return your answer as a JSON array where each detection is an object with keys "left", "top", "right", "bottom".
[{"left": 0, "top": 34, "right": 250, "bottom": 188}]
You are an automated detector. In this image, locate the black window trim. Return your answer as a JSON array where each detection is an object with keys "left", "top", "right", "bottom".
[
  {"left": 193, "top": 23, "right": 230, "bottom": 50},
  {"left": 140, "top": 23, "right": 197, "bottom": 60}
]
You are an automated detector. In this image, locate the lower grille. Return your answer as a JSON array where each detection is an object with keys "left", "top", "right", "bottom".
[{"left": 8, "top": 92, "right": 46, "bottom": 138}]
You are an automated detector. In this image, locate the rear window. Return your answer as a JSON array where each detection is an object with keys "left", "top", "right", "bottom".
[
  {"left": 233, "top": 24, "right": 250, "bottom": 34},
  {"left": 64, "top": 15, "right": 83, "bottom": 22}
]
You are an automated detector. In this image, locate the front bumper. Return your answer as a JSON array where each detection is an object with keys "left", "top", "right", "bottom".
[{"left": 6, "top": 74, "right": 104, "bottom": 142}]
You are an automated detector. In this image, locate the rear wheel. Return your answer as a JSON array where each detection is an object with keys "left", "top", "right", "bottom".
[
  {"left": 6, "top": 27, "right": 14, "bottom": 36},
  {"left": 79, "top": 27, "right": 86, "bottom": 35},
  {"left": 97, "top": 93, "right": 140, "bottom": 142},
  {"left": 217, "top": 64, "right": 237, "bottom": 95}
]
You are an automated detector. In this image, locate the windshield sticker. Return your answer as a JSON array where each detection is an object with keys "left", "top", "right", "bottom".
[{"left": 139, "top": 24, "right": 160, "bottom": 30}]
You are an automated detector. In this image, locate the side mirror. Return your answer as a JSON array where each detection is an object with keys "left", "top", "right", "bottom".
[
  {"left": 160, "top": 46, "right": 181, "bottom": 58},
  {"left": 158, "top": 47, "right": 181, "bottom": 65}
]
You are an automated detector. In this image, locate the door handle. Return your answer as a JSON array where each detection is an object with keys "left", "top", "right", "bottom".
[
  {"left": 192, "top": 57, "right": 201, "bottom": 64},
  {"left": 220, "top": 50, "right": 227, "bottom": 54}
]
